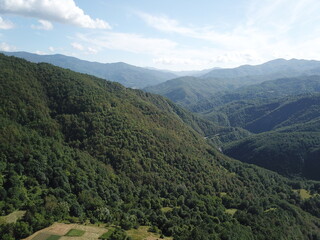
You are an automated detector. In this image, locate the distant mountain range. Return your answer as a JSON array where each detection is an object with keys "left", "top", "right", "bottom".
[
  {"left": 201, "top": 58, "right": 320, "bottom": 79},
  {"left": 201, "top": 75, "right": 320, "bottom": 117},
  {"left": 1, "top": 51, "right": 177, "bottom": 89},
  {"left": 145, "top": 58, "right": 320, "bottom": 111}
]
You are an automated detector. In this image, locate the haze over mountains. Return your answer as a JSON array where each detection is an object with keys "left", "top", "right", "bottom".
[
  {"left": 145, "top": 59, "right": 320, "bottom": 111},
  {"left": 1, "top": 51, "right": 178, "bottom": 89}
]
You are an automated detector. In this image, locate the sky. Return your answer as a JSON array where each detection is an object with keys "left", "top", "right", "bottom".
[{"left": 0, "top": 0, "right": 320, "bottom": 71}]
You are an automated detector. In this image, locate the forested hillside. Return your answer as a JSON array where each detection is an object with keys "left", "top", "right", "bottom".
[
  {"left": 1, "top": 54, "right": 320, "bottom": 240},
  {"left": 205, "top": 93, "right": 320, "bottom": 132},
  {"left": 205, "top": 93, "right": 320, "bottom": 180},
  {"left": 224, "top": 132, "right": 320, "bottom": 180}
]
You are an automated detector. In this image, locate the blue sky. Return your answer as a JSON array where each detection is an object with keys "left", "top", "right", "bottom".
[{"left": 0, "top": 0, "right": 320, "bottom": 70}]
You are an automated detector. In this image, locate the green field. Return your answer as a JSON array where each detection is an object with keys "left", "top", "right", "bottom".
[
  {"left": 225, "top": 208, "right": 237, "bottom": 216},
  {"left": 46, "top": 235, "right": 61, "bottom": 240},
  {"left": 65, "top": 229, "right": 85, "bottom": 237},
  {"left": 99, "top": 228, "right": 115, "bottom": 239},
  {"left": 31, "top": 233, "right": 57, "bottom": 240}
]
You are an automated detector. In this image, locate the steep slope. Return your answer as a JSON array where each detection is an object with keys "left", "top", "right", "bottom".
[
  {"left": 215, "top": 94, "right": 320, "bottom": 180},
  {"left": 144, "top": 75, "right": 240, "bottom": 108},
  {"left": 1, "top": 51, "right": 177, "bottom": 88},
  {"left": 206, "top": 93, "right": 320, "bottom": 133},
  {"left": 224, "top": 132, "right": 320, "bottom": 180},
  {"left": 1, "top": 54, "right": 320, "bottom": 240},
  {"left": 198, "top": 75, "right": 320, "bottom": 113},
  {"left": 145, "top": 59, "right": 320, "bottom": 110}
]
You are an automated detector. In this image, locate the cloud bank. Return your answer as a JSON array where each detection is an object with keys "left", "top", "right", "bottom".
[
  {"left": 31, "top": 19, "right": 53, "bottom": 30},
  {"left": 0, "top": 16, "right": 13, "bottom": 29},
  {"left": 0, "top": 0, "right": 110, "bottom": 29},
  {"left": 134, "top": 0, "right": 320, "bottom": 69}
]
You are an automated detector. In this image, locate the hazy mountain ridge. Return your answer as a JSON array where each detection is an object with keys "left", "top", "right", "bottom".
[
  {"left": 201, "top": 58, "right": 320, "bottom": 79},
  {"left": 197, "top": 75, "right": 320, "bottom": 113},
  {"left": 145, "top": 59, "right": 320, "bottom": 111},
  {"left": 1, "top": 51, "right": 177, "bottom": 89}
]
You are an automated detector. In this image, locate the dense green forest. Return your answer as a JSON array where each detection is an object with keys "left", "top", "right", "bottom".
[
  {"left": 201, "top": 93, "right": 320, "bottom": 180},
  {"left": 224, "top": 132, "right": 320, "bottom": 180},
  {"left": 1, "top": 54, "right": 320, "bottom": 240},
  {"left": 204, "top": 93, "right": 320, "bottom": 132}
]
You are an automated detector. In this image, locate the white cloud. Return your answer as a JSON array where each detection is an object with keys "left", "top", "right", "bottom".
[
  {"left": 0, "top": 16, "right": 13, "bottom": 29},
  {"left": 87, "top": 47, "right": 97, "bottom": 54},
  {"left": 77, "top": 32, "right": 177, "bottom": 55},
  {"left": 0, "top": 0, "right": 111, "bottom": 29},
  {"left": 136, "top": 0, "right": 320, "bottom": 70},
  {"left": 137, "top": 12, "right": 273, "bottom": 50},
  {"left": 153, "top": 57, "right": 210, "bottom": 67},
  {"left": 48, "top": 46, "right": 55, "bottom": 52},
  {"left": 0, "top": 42, "right": 15, "bottom": 51},
  {"left": 71, "top": 42, "right": 84, "bottom": 51},
  {"left": 35, "top": 50, "right": 47, "bottom": 55},
  {"left": 71, "top": 42, "right": 98, "bottom": 55},
  {"left": 152, "top": 48, "right": 262, "bottom": 70},
  {"left": 31, "top": 19, "right": 53, "bottom": 30},
  {"left": 137, "top": 12, "right": 193, "bottom": 35}
]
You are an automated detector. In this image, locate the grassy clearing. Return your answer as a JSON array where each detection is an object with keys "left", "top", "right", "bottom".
[
  {"left": 293, "top": 189, "right": 312, "bottom": 200},
  {"left": 99, "top": 228, "right": 115, "bottom": 239},
  {"left": 31, "top": 233, "right": 51, "bottom": 240},
  {"left": 225, "top": 208, "right": 237, "bottom": 216},
  {"left": 0, "top": 210, "right": 26, "bottom": 224},
  {"left": 126, "top": 226, "right": 172, "bottom": 240},
  {"left": 46, "top": 235, "right": 61, "bottom": 240},
  {"left": 65, "top": 229, "right": 85, "bottom": 237},
  {"left": 264, "top": 208, "right": 277, "bottom": 213},
  {"left": 161, "top": 207, "right": 173, "bottom": 213}
]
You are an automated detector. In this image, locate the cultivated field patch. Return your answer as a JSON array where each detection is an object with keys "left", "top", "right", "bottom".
[
  {"left": 126, "top": 226, "right": 173, "bottom": 240},
  {"left": 23, "top": 223, "right": 109, "bottom": 240},
  {"left": 65, "top": 229, "right": 85, "bottom": 237},
  {"left": 23, "top": 223, "right": 173, "bottom": 240}
]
